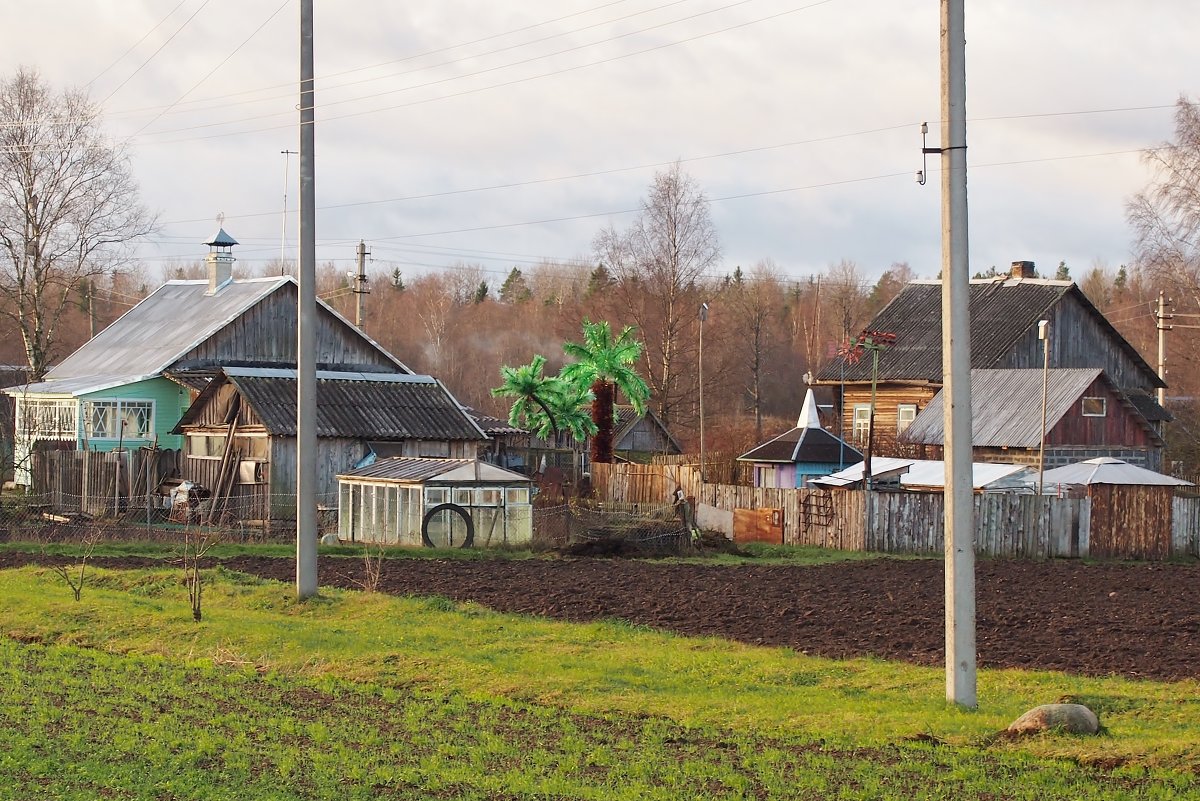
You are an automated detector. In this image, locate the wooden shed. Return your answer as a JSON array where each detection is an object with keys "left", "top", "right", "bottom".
[
  {"left": 337, "top": 457, "right": 534, "bottom": 547},
  {"left": 172, "top": 367, "right": 486, "bottom": 524}
]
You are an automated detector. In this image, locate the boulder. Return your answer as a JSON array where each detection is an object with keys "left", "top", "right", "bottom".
[
  {"left": 1007, "top": 704, "right": 1100, "bottom": 735},
  {"left": 319, "top": 532, "right": 340, "bottom": 546}
]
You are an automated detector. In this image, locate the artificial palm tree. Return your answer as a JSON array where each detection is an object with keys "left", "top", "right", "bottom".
[
  {"left": 491, "top": 355, "right": 597, "bottom": 446},
  {"left": 561, "top": 320, "right": 651, "bottom": 465}
]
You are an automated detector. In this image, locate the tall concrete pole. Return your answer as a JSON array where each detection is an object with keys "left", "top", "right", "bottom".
[
  {"left": 296, "top": 0, "right": 318, "bottom": 600},
  {"left": 941, "top": 0, "right": 976, "bottom": 708},
  {"left": 355, "top": 240, "right": 368, "bottom": 329},
  {"left": 1157, "top": 291, "right": 1170, "bottom": 407},
  {"left": 698, "top": 303, "right": 707, "bottom": 481}
]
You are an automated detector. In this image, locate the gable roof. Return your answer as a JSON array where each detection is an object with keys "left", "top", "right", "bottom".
[
  {"left": 339, "top": 457, "right": 530, "bottom": 484},
  {"left": 174, "top": 367, "right": 487, "bottom": 441},
  {"left": 899, "top": 368, "right": 1162, "bottom": 448},
  {"left": 44, "top": 276, "right": 408, "bottom": 382},
  {"left": 815, "top": 278, "right": 1162, "bottom": 387},
  {"left": 613, "top": 404, "right": 683, "bottom": 453}
]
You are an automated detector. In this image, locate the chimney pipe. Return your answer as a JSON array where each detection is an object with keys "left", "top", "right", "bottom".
[
  {"left": 1009, "top": 260, "right": 1035, "bottom": 280},
  {"left": 203, "top": 227, "right": 238, "bottom": 295}
]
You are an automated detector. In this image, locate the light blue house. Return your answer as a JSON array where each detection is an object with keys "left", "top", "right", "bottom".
[{"left": 737, "top": 389, "right": 863, "bottom": 489}]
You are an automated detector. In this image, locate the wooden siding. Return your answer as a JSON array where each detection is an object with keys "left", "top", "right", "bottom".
[
  {"left": 172, "top": 283, "right": 399, "bottom": 372},
  {"left": 616, "top": 417, "right": 679, "bottom": 454},
  {"left": 78, "top": 377, "right": 190, "bottom": 451},
  {"left": 839, "top": 385, "right": 938, "bottom": 445},
  {"left": 1000, "top": 293, "right": 1157, "bottom": 391},
  {"left": 591, "top": 462, "right": 1200, "bottom": 560},
  {"left": 1047, "top": 377, "right": 1154, "bottom": 447}
]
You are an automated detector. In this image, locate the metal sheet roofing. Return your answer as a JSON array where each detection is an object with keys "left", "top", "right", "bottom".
[
  {"left": 6, "top": 373, "right": 154, "bottom": 397},
  {"left": 1036, "top": 457, "right": 1192, "bottom": 488},
  {"left": 899, "top": 368, "right": 1159, "bottom": 448},
  {"left": 815, "top": 279, "right": 1161, "bottom": 386},
  {"left": 811, "top": 458, "right": 1031, "bottom": 490},
  {"left": 46, "top": 277, "right": 292, "bottom": 380},
  {"left": 738, "top": 425, "right": 862, "bottom": 464},
  {"left": 189, "top": 369, "right": 487, "bottom": 440},
  {"left": 339, "top": 457, "right": 530, "bottom": 484}
]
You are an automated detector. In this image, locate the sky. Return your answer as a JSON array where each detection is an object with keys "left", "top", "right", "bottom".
[{"left": 4, "top": 0, "right": 1198, "bottom": 289}]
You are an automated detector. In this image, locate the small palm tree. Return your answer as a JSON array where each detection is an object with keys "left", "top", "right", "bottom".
[
  {"left": 491, "top": 355, "right": 566, "bottom": 439},
  {"left": 561, "top": 320, "right": 651, "bottom": 465}
]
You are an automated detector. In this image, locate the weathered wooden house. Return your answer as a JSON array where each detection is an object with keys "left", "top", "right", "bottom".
[
  {"left": 738, "top": 389, "right": 862, "bottom": 488},
  {"left": 900, "top": 368, "right": 1166, "bottom": 469},
  {"left": 814, "top": 262, "right": 1167, "bottom": 453},
  {"left": 4, "top": 229, "right": 407, "bottom": 487},
  {"left": 172, "top": 368, "right": 486, "bottom": 523}
]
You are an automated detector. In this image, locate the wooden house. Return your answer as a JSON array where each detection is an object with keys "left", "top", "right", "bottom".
[
  {"left": 172, "top": 368, "right": 486, "bottom": 524},
  {"left": 4, "top": 229, "right": 406, "bottom": 487},
  {"left": 738, "top": 389, "right": 862, "bottom": 488},
  {"left": 814, "top": 262, "right": 1167, "bottom": 454},
  {"left": 900, "top": 368, "right": 1166, "bottom": 469}
]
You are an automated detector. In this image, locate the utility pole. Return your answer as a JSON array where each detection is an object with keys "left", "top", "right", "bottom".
[
  {"left": 1157, "top": 291, "right": 1172, "bottom": 408},
  {"left": 698, "top": 302, "right": 708, "bottom": 482},
  {"left": 1037, "top": 320, "right": 1050, "bottom": 495},
  {"left": 86, "top": 279, "right": 96, "bottom": 340},
  {"left": 940, "top": 0, "right": 976, "bottom": 708},
  {"left": 295, "top": 0, "right": 318, "bottom": 601},
  {"left": 280, "top": 149, "right": 298, "bottom": 271},
  {"left": 354, "top": 240, "right": 371, "bottom": 329}
]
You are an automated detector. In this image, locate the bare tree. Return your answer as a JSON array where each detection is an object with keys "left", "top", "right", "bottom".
[
  {"left": 594, "top": 163, "right": 720, "bottom": 428},
  {"left": 0, "top": 68, "right": 155, "bottom": 380},
  {"left": 724, "top": 259, "right": 784, "bottom": 441}
]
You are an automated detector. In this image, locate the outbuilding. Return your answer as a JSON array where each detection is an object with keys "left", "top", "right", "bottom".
[{"left": 337, "top": 457, "right": 534, "bottom": 547}]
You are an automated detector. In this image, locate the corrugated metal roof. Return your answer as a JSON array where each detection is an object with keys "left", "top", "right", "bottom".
[
  {"left": 185, "top": 369, "right": 487, "bottom": 440},
  {"left": 815, "top": 279, "right": 1161, "bottom": 387},
  {"left": 899, "top": 368, "right": 1159, "bottom": 448},
  {"left": 338, "top": 457, "right": 531, "bottom": 484},
  {"left": 46, "top": 278, "right": 292, "bottom": 380},
  {"left": 6, "top": 373, "right": 154, "bottom": 397},
  {"left": 811, "top": 458, "right": 1031, "bottom": 489}
]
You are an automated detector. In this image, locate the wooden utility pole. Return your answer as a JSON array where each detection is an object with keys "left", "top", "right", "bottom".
[
  {"left": 941, "top": 0, "right": 976, "bottom": 709},
  {"left": 354, "top": 240, "right": 370, "bottom": 329}
]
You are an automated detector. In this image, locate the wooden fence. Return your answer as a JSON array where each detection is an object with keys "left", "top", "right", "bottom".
[
  {"left": 32, "top": 448, "right": 181, "bottom": 518},
  {"left": 591, "top": 462, "right": 1200, "bottom": 560}
]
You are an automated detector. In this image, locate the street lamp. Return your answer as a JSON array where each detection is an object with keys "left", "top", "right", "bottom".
[
  {"left": 1038, "top": 319, "right": 1050, "bottom": 495},
  {"left": 699, "top": 302, "right": 709, "bottom": 482}
]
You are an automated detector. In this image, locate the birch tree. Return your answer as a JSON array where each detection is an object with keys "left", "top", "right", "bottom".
[{"left": 0, "top": 68, "right": 154, "bottom": 380}]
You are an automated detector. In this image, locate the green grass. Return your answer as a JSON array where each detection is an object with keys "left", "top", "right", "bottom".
[{"left": 1, "top": 563, "right": 1198, "bottom": 799}]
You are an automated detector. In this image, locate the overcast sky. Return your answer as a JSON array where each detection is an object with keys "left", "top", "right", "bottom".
[{"left": 5, "top": 0, "right": 1197, "bottom": 288}]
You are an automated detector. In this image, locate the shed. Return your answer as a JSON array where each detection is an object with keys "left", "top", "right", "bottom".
[
  {"left": 337, "top": 457, "right": 534, "bottom": 548},
  {"left": 737, "top": 389, "right": 862, "bottom": 488}
]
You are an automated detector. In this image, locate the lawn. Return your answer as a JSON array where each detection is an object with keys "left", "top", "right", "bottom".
[{"left": 1, "top": 560, "right": 1197, "bottom": 800}]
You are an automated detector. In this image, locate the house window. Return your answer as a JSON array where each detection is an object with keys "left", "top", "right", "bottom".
[
  {"left": 83, "top": 399, "right": 154, "bottom": 440},
  {"left": 1082, "top": 397, "right": 1107, "bottom": 417},
  {"left": 852, "top": 404, "right": 871, "bottom": 439},
  {"left": 18, "top": 398, "right": 77, "bottom": 438},
  {"left": 897, "top": 404, "right": 917, "bottom": 434},
  {"left": 188, "top": 433, "right": 227, "bottom": 458}
]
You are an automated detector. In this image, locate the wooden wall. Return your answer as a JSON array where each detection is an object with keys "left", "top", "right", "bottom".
[
  {"left": 838, "top": 385, "right": 939, "bottom": 445},
  {"left": 1048, "top": 376, "right": 1155, "bottom": 448},
  {"left": 591, "top": 462, "right": 1200, "bottom": 561}
]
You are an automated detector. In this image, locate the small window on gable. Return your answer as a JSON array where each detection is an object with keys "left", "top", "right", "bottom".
[{"left": 1082, "top": 397, "right": 1107, "bottom": 417}]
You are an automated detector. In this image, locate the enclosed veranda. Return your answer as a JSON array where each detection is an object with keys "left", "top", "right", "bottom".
[{"left": 337, "top": 457, "right": 534, "bottom": 548}]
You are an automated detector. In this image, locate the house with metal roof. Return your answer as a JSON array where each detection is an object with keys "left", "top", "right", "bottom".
[
  {"left": 4, "top": 229, "right": 406, "bottom": 486},
  {"left": 171, "top": 367, "right": 486, "bottom": 524},
  {"left": 814, "top": 262, "right": 1168, "bottom": 453},
  {"left": 337, "top": 457, "right": 533, "bottom": 547},
  {"left": 899, "top": 367, "right": 1165, "bottom": 469},
  {"left": 737, "top": 389, "right": 863, "bottom": 488}
]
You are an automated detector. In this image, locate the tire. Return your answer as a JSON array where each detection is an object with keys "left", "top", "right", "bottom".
[{"left": 421, "top": 502, "right": 475, "bottom": 548}]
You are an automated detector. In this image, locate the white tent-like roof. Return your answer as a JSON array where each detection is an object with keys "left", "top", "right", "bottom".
[
  {"left": 1034, "top": 457, "right": 1192, "bottom": 490},
  {"left": 810, "top": 458, "right": 1031, "bottom": 491}
]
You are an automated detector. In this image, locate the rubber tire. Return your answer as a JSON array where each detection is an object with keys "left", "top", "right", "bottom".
[{"left": 421, "top": 502, "right": 475, "bottom": 548}]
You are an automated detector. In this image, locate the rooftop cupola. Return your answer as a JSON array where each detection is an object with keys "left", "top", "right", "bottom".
[{"left": 204, "top": 227, "right": 238, "bottom": 295}]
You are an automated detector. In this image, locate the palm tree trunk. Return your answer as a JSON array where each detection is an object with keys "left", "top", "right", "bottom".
[{"left": 591, "top": 380, "right": 615, "bottom": 464}]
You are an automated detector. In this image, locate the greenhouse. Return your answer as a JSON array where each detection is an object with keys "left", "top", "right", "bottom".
[{"left": 336, "top": 457, "right": 534, "bottom": 547}]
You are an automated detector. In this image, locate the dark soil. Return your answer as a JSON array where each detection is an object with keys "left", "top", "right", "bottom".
[{"left": 3, "top": 551, "right": 1198, "bottom": 681}]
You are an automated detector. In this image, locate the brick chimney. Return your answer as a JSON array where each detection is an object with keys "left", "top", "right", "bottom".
[
  {"left": 1009, "top": 260, "right": 1036, "bottom": 279},
  {"left": 204, "top": 227, "right": 238, "bottom": 295}
]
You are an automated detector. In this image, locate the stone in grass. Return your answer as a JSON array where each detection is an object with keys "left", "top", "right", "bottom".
[{"left": 1007, "top": 704, "right": 1100, "bottom": 736}]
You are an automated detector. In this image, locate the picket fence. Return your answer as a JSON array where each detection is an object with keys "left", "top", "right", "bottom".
[{"left": 590, "top": 462, "right": 1200, "bottom": 560}]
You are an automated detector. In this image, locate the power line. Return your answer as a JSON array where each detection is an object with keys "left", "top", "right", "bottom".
[
  {"left": 98, "top": 0, "right": 217, "bottom": 106},
  {"left": 86, "top": 0, "right": 189, "bottom": 89}
]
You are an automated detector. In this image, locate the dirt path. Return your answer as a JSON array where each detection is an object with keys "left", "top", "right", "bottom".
[{"left": 4, "top": 552, "right": 1197, "bottom": 681}]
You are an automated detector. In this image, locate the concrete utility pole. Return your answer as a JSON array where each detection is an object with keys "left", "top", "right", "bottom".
[
  {"left": 698, "top": 302, "right": 708, "bottom": 481},
  {"left": 1037, "top": 320, "right": 1050, "bottom": 495},
  {"left": 280, "top": 149, "right": 298, "bottom": 270},
  {"left": 354, "top": 240, "right": 371, "bottom": 329},
  {"left": 296, "top": 0, "right": 318, "bottom": 600},
  {"left": 1157, "top": 291, "right": 1172, "bottom": 407},
  {"left": 940, "top": 0, "right": 976, "bottom": 708}
]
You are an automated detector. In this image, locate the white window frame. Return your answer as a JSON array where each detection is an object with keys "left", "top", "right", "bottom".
[
  {"left": 82, "top": 398, "right": 155, "bottom": 440},
  {"left": 1081, "top": 397, "right": 1107, "bottom": 417},
  {"left": 852, "top": 404, "right": 871, "bottom": 438},
  {"left": 17, "top": 397, "right": 78, "bottom": 439},
  {"left": 897, "top": 403, "right": 917, "bottom": 434}
]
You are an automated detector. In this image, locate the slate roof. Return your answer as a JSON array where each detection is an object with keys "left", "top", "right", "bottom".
[
  {"left": 815, "top": 279, "right": 1161, "bottom": 386},
  {"left": 41, "top": 276, "right": 408, "bottom": 383},
  {"left": 899, "top": 368, "right": 1162, "bottom": 448},
  {"left": 339, "top": 457, "right": 530, "bottom": 484},
  {"left": 174, "top": 367, "right": 486, "bottom": 441}
]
